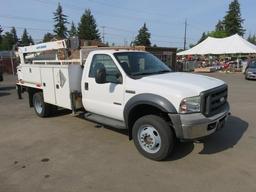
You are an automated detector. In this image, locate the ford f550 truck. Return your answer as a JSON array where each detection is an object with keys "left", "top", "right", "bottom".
[{"left": 16, "top": 40, "right": 230, "bottom": 160}]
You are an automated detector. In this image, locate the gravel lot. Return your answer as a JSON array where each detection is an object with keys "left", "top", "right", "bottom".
[{"left": 0, "top": 72, "right": 255, "bottom": 192}]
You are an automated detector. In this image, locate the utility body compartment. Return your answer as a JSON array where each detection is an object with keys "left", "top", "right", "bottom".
[{"left": 17, "top": 64, "right": 83, "bottom": 110}]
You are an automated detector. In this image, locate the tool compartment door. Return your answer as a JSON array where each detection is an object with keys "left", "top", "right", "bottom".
[
  {"left": 54, "top": 67, "right": 72, "bottom": 109},
  {"left": 21, "top": 65, "right": 41, "bottom": 84},
  {"left": 41, "top": 67, "right": 56, "bottom": 105}
]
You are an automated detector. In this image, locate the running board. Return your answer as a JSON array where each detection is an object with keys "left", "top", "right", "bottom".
[{"left": 84, "top": 112, "right": 126, "bottom": 129}]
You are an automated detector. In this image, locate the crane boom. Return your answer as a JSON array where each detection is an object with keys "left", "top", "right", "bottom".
[{"left": 18, "top": 40, "right": 67, "bottom": 64}]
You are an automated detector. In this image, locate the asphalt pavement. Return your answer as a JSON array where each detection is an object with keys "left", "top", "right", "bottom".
[{"left": 0, "top": 72, "right": 255, "bottom": 192}]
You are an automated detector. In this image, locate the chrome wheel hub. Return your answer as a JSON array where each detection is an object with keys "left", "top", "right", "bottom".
[
  {"left": 34, "top": 96, "right": 43, "bottom": 114},
  {"left": 137, "top": 126, "right": 161, "bottom": 154}
]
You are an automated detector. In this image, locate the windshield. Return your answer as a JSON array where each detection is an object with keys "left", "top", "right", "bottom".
[
  {"left": 114, "top": 52, "right": 172, "bottom": 77},
  {"left": 248, "top": 61, "right": 256, "bottom": 68}
]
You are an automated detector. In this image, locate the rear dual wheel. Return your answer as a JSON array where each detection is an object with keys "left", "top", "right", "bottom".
[{"left": 33, "top": 92, "right": 54, "bottom": 117}]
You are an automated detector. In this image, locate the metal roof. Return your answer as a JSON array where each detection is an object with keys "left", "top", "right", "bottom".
[{"left": 0, "top": 51, "right": 16, "bottom": 58}]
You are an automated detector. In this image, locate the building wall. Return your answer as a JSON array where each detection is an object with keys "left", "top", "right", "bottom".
[
  {"left": 0, "top": 57, "right": 18, "bottom": 74},
  {"left": 0, "top": 51, "right": 17, "bottom": 74},
  {"left": 144, "top": 47, "right": 178, "bottom": 71}
]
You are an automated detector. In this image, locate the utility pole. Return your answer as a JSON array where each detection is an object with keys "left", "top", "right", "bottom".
[
  {"left": 124, "top": 38, "right": 128, "bottom": 46},
  {"left": 101, "top": 26, "right": 105, "bottom": 44},
  {"left": 183, "top": 19, "right": 187, "bottom": 50}
]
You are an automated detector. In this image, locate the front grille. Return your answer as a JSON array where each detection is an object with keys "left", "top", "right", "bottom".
[{"left": 201, "top": 84, "right": 228, "bottom": 117}]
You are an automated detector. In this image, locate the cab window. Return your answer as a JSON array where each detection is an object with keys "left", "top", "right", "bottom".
[{"left": 89, "top": 54, "right": 122, "bottom": 84}]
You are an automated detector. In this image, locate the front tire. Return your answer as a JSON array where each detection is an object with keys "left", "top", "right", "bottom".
[
  {"left": 132, "top": 115, "right": 174, "bottom": 161},
  {"left": 33, "top": 92, "right": 51, "bottom": 117}
]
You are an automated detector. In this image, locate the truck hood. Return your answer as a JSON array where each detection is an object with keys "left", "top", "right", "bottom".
[
  {"left": 138, "top": 72, "right": 225, "bottom": 96},
  {"left": 125, "top": 72, "right": 226, "bottom": 112}
]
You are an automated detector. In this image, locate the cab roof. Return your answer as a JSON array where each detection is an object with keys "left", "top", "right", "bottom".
[{"left": 89, "top": 49, "right": 146, "bottom": 55}]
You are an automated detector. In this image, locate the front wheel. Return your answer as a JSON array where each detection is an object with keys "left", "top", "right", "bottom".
[{"left": 132, "top": 115, "right": 174, "bottom": 161}]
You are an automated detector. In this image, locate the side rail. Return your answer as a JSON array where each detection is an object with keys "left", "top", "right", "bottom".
[{"left": 32, "top": 59, "right": 81, "bottom": 65}]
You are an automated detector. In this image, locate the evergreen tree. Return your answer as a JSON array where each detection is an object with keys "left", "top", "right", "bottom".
[
  {"left": 248, "top": 34, "right": 256, "bottom": 45},
  {"left": 43, "top": 32, "right": 54, "bottom": 42},
  {"left": 253, "top": 35, "right": 256, "bottom": 45},
  {"left": 0, "top": 25, "right": 3, "bottom": 35},
  {"left": 53, "top": 3, "right": 68, "bottom": 39},
  {"left": 69, "top": 21, "right": 77, "bottom": 37},
  {"left": 133, "top": 23, "right": 151, "bottom": 46},
  {"left": 215, "top": 20, "right": 225, "bottom": 32},
  {"left": 78, "top": 9, "right": 101, "bottom": 40},
  {"left": 197, "top": 32, "right": 208, "bottom": 44},
  {"left": 0, "top": 25, "right": 3, "bottom": 43},
  {"left": 247, "top": 34, "right": 252, "bottom": 42},
  {"left": 10, "top": 27, "right": 18, "bottom": 44},
  {"left": 21, "top": 29, "right": 31, "bottom": 46},
  {"left": 223, "top": 0, "right": 245, "bottom": 36},
  {"left": 211, "top": 19, "right": 229, "bottom": 38},
  {"left": 28, "top": 35, "right": 34, "bottom": 45}
]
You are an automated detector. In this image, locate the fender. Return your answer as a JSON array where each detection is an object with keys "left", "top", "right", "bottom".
[{"left": 124, "top": 93, "right": 178, "bottom": 139}]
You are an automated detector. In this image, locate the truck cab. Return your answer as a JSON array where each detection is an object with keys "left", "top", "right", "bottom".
[{"left": 16, "top": 42, "right": 230, "bottom": 161}]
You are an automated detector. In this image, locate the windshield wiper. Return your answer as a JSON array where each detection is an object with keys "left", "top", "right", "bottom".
[
  {"left": 132, "top": 70, "right": 171, "bottom": 76},
  {"left": 154, "top": 70, "right": 171, "bottom": 74}
]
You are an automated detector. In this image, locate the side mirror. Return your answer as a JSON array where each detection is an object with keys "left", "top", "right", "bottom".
[
  {"left": 95, "top": 67, "right": 106, "bottom": 84},
  {"left": 115, "top": 73, "right": 123, "bottom": 84}
]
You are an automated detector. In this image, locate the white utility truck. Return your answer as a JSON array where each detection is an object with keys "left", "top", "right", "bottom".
[{"left": 16, "top": 40, "right": 230, "bottom": 160}]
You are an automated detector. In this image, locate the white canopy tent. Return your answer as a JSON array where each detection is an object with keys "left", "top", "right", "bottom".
[{"left": 178, "top": 34, "right": 256, "bottom": 55}]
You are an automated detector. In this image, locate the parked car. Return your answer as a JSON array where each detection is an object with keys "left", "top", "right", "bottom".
[
  {"left": 245, "top": 61, "right": 256, "bottom": 80},
  {"left": 0, "top": 66, "right": 3, "bottom": 81}
]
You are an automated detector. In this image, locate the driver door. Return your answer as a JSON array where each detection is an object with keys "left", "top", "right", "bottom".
[{"left": 83, "top": 54, "right": 124, "bottom": 121}]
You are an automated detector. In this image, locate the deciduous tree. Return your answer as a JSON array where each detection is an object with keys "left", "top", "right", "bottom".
[{"left": 0, "top": 32, "right": 15, "bottom": 50}]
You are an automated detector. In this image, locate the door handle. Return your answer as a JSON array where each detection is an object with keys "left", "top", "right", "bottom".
[
  {"left": 84, "top": 82, "right": 88, "bottom": 90},
  {"left": 56, "top": 84, "right": 60, "bottom": 89}
]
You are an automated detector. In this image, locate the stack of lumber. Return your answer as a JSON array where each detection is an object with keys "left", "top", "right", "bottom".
[{"left": 194, "top": 67, "right": 216, "bottom": 73}]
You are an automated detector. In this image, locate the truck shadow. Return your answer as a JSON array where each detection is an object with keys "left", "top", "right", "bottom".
[
  {"left": 166, "top": 141, "right": 195, "bottom": 161},
  {"left": 49, "top": 108, "right": 72, "bottom": 117},
  {"left": 0, "top": 86, "right": 16, "bottom": 91},
  {"left": 0, "top": 92, "right": 11, "bottom": 97},
  {"left": 0, "top": 86, "right": 15, "bottom": 97},
  {"left": 198, "top": 115, "right": 248, "bottom": 154}
]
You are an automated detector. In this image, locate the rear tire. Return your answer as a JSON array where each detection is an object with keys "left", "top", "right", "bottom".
[
  {"left": 132, "top": 115, "right": 174, "bottom": 161},
  {"left": 33, "top": 92, "right": 51, "bottom": 117}
]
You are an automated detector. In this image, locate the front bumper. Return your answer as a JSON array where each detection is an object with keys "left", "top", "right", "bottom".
[
  {"left": 246, "top": 73, "right": 256, "bottom": 79},
  {"left": 169, "top": 103, "right": 230, "bottom": 140}
]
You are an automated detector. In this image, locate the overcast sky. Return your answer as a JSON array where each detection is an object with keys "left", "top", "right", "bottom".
[{"left": 1, "top": 0, "right": 255, "bottom": 48}]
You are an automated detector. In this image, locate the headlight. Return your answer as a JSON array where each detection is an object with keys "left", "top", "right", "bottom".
[
  {"left": 179, "top": 96, "right": 201, "bottom": 113},
  {"left": 247, "top": 71, "right": 252, "bottom": 74}
]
